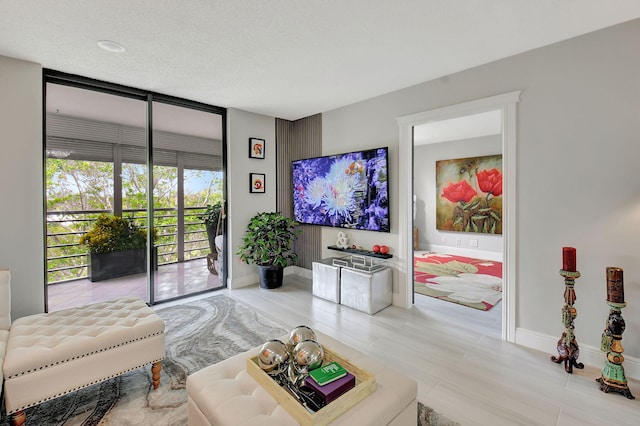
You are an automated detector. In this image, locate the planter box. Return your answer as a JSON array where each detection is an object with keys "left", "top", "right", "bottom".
[{"left": 89, "top": 249, "right": 148, "bottom": 282}]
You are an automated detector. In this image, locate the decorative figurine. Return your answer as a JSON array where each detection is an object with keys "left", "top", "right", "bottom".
[
  {"left": 551, "top": 247, "right": 584, "bottom": 373},
  {"left": 596, "top": 267, "right": 634, "bottom": 399},
  {"left": 336, "top": 232, "right": 349, "bottom": 249}
]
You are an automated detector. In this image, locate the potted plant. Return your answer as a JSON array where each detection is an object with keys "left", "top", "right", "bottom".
[
  {"left": 200, "top": 201, "right": 223, "bottom": 275},
  {"left": 199, "top": 202, "right": 222, "bottom": 254},
  {"left": 237, "top": 212, "right": 300, "bottom": 289},
  {"left": 79, "top": 214, "right": 157, "bottom": 282}
]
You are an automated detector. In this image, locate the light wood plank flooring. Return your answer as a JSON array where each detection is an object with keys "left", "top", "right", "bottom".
[{"left": 203, "top": 274, "right": 639, "bottom": 426}]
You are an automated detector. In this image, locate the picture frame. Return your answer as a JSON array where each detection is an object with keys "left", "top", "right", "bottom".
[
  {"left": 250, "top": 173, "right": 266, "bottom": 193},
  {"left": 249, "top": 137, "right": 265, "bottom": 159},
  {"left": 436, "top": 154, "right": 503, "bottom": 234}
]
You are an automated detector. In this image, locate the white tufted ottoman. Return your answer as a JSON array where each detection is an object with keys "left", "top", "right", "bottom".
[
  {"left": 187, "top": 332, "right": 417, "bottom": 426},
  {"left": 2, "top": 296, "right": 165, "bottom": 426}
]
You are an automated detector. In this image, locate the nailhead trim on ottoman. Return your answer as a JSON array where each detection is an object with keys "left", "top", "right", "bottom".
[{"left": 3, "top": 296, "right": 165, "bottom": 416}]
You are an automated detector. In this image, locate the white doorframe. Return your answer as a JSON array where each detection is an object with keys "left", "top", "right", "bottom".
[{"left": 397, "top": 91, "right": 521, "bottom": 342}]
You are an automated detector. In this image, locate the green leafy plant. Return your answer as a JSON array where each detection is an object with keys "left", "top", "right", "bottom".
[
  {"left": 79, "top": 214, "right": 156, "bottom": 255},
  {"left": 200, "top": 202, "right": 222, "bottom": 229},
  {"left": 237, "top": 212, "right": 300, "bottom": 267},
  {"left": 199, "top": 201, "right": 223, "bottom": 256}
]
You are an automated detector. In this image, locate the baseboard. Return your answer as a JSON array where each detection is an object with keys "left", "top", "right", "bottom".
[
  {"left": 229, "top": 274, "right": 259, "bottom": 289},
  {"left": 515, "top": 327, "right": 640, "bottom": 381},
  {"left": 230, "top": 266, "right": 312, "bottom": 289},
  {"left": 424, "top": 244, "right": 502, "bottom": 262},
  {"left": 285, "top": 265, "right": 311, "bottom": 279}
]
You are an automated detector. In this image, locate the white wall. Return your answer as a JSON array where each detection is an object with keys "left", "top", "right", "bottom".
[
  {"left": 226, "top": 108, "right": 276, "bottom": 288},
  {"left": 0, "top": 56, "right": 44, "bottom": 318},
  {"left": 323, "top": 19, "right": 640, "bottom": 371},
  {"left": 415, "top": 135, "right": 503, "bottom": 258}
]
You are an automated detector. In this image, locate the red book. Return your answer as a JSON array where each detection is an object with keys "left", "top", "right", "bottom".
[{"left": 304, "top": 372, "right": 356, "bottom": 404}]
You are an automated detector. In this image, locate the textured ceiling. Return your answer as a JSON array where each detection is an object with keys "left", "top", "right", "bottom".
[{"left": 2, "top": 1, "right": 640, "bottom": 120}]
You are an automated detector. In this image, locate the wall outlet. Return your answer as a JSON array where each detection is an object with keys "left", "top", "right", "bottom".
[
  {"left": 441, "top": 236, "right": 447, "bottom": 243},
  {"left": 455, "top": 238, "right": 461, "bottom": 245},
  {"left": 470, "top": 239, "right": 478, "bottom": 247}
]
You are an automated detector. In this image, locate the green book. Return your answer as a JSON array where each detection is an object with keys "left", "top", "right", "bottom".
[{"left": 308, "top": 361, "right": 348, "bottom": 386}]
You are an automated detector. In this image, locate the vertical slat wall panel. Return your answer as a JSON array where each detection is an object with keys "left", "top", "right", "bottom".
[
  {"left": 276, "top": 114, "right": 322, "bottom": 269},
  {"left": 275, "top": 119, "right": 294, "bottom": 213}
]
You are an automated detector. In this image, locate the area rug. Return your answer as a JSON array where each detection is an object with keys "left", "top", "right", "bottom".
[
  {"left": 9, "top": 295, "right": 288, "bottom": 426},
  {"left": 414, "top": 251, "right": 503, "bottom": 311},
  {"left": 2, "top": 294, "right": 454, "bottom": 425}
]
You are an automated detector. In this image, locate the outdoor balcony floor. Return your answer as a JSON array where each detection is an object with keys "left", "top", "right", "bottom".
[{"left": 47, "top": 257, "right": 223, "bottom": 312}]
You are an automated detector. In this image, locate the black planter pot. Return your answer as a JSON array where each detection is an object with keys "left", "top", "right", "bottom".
[
  {"left": 89, "top": 248, "right": 158, "bottom": 282},
  {"left": 258, "top": 265, "right": 283, "bottom": 289},
  {"left": 205, "top": 224, "right": 217, "bottom": 253},
  {"left": 89, "top": 249, "right": 145, "bottom": 282}
]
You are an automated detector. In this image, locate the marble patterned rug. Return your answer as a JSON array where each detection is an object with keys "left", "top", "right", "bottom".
[{"left": 2, "top": 294, "right": 455, "bottom": 425}]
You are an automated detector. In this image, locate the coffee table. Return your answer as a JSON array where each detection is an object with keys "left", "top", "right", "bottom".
[{"left": 186, "top": 331, "right": 417, "bottom": 425}]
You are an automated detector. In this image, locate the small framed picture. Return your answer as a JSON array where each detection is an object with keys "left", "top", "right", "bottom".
[
  {"left": 250, "top": 173, "right": 266, "bottom": 193},
  {"left": 249, "top": 137, "right": 265, "bottom": 159}
]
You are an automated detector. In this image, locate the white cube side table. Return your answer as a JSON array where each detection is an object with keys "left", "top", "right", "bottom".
[
  {"left": 312, "top": 257, "right": 345, "bottom": 303},
  {"left": 340, "top": 266, "right": 392, "bottom": 314}
]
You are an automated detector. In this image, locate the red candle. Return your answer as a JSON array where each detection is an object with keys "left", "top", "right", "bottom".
[
  {"left": 562, "top": 247, "right": 576, "bottom": 272},
  {"left": 606, "top": 267, "right": 624, "bottom": 303}
]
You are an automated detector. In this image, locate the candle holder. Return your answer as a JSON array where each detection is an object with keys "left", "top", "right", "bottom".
[
  {"left": 597, "top": 301, "right": 635, "bottom": 399},
  {"left": 550, "top": 269, "right": 584, "bottom": 373}
]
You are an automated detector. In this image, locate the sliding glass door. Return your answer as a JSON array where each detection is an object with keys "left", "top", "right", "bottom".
[
  {"left": 45, "top": 83, "right": 150, "bottom": 309},
  {"left": 151, "top": 101, "right": 224, "bottom": 303},
  {"left": 44, "top": 72, "right": 226, "bottom": 311}
]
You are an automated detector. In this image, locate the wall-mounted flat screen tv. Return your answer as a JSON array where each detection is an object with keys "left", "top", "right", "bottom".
[{"left": 292, "top": 147, "right": 389, "bottom": 232}]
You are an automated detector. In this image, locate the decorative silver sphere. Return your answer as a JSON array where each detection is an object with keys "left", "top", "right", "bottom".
[
  {"left": 258, "top": 339, "right": 289, "bottom": 377},
  {"left": 292, "top": 339, "right": 324, "bottom": 374},
  {"left": 288, "top": 325, "right": 316, "bottom": 348}
]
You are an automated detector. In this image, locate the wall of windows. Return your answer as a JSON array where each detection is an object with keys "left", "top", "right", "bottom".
[{"left": 44, "top": 71, "right": 226, "bottom": 309}]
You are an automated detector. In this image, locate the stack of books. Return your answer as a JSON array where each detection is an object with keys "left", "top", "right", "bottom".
[{"left": 304, "top": 361, "right": 355, "bottom": 404}]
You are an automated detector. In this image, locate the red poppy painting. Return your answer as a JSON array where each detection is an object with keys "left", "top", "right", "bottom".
[{"left": 436, "top": 154, "right": 502, "bottom": 234}]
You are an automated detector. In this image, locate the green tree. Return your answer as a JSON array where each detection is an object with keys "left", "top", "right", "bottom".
[
  {"left": 45, "top": 159, "right": 222, "bottom": 283},
  {"left": 47, "top": 159, "right": 114, "bottom": 211}
]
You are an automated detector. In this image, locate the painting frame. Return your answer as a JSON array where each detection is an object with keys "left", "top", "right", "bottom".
[
  {"left": 250, "top": 173, "right": 266, "bottom": 193},
  {"left": 435, "top": 154, "right": 503, "bottom": 234},
  {"left": 249, "top": 137, "right": 265, "bottom": 159}
]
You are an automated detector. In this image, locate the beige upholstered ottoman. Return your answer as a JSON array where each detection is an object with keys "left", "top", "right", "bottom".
[
  {"left": 187, "top": 332, "right": 417, "bottom": 425},
  {"left": 2, "top": 296, "right": 165, "bottom": 426}
]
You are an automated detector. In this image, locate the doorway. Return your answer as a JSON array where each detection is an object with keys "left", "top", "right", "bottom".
[
  {"left": 397, "top": 91, "right": 520, "bottom": 341},
  {"left": 413, "top": 110, "right": 504, "bottom": 336}
]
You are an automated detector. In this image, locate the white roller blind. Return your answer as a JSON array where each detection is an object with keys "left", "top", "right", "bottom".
[{"left": 46, "top": 113, "right": 222, "bottom": 171}]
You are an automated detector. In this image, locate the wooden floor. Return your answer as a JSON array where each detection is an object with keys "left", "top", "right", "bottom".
[{"left": 204, "top": 273, "right": 639, "bottom": 426}]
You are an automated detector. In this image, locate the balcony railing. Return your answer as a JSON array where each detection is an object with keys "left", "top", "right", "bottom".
[{"left": 46, "top": 207, "right": 212, "bottom": 285}]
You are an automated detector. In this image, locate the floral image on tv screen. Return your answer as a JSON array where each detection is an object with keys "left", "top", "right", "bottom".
[{"left": 292, "top": 147, "right": 389, "bottom": 232}]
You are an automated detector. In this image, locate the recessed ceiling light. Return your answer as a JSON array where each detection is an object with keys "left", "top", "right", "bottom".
[{"left": 97, "top": 40, "right": 126, "bottom": 53}]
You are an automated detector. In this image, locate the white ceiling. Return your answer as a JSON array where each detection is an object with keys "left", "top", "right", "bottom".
[{"left": 2, "top": 1, "right": 640, "bottom": 121}]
